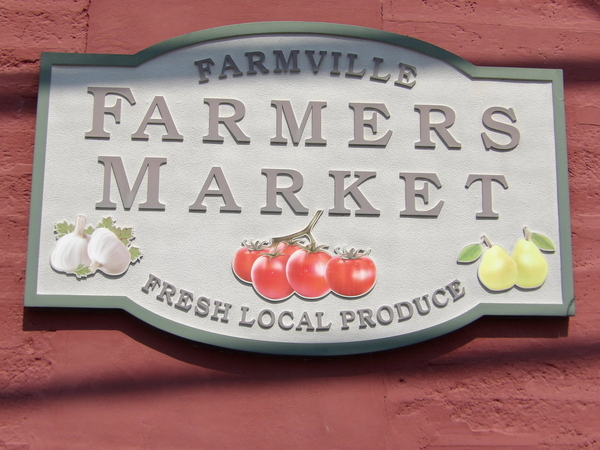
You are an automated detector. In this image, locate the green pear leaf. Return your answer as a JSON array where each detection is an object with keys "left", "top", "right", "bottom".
[
  {"left": 458, "top": 243, "right": 483, "bottom": 263},
  {"left": 531, "top": 232, "right": 555, "bottom": 252}
]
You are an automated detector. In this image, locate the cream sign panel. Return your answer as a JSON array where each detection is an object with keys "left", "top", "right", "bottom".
[{"left": 26, "top": 23, "right": 573, "bottom": 355}]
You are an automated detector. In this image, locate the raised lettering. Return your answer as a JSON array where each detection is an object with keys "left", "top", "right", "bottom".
[
  {"left": 399, "top": 172, "right": 444, "bottom": 217},
  {"left": 415, "top": 104, "right": 461, "bottom": 149},
  {"left": 481, "top": 107, "right": 520, "bottom": 151},
  {"left": 85, "top": 87, "right": 136, "bottom": 139},
  {"left": 131, "top": 96, "right": 183, "bottom": 141},
  {"left": 329, "top": 171, "right": 380, "bottom": 216},
  {"left": 189, "top": 167, "right": 242, "bottom": 213},
  {"left": 261, "top": 169, "right": 308, "bottom": 214},
  {"left": 465, "top": 174, "right": 509, "bottom": 219},
  {"left": 271, "top": 100, "right": 327, "bottom": 145},
  {"left": 349, "top": 102, "right": 392, "bottom": 147},
  {"left": 96, "top": 156, "right": 167, "bottom": 210}
]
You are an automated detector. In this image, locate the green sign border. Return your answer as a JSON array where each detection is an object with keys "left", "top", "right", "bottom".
[{"left": 25, "top": 22, "right": 574, "bottom": 356}]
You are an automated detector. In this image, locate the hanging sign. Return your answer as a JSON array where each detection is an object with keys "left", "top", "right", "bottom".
[{"left": 25, "top": 22, "right": 574, "bottom": 355}]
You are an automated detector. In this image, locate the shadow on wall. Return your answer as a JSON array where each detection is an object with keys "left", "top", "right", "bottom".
[
  {"left": 22, "top": 306, "right": 569, "bottom": 362},
  {"left": 10, "top": 307, "right": 571, "bottom": 406},
  {"left": 581, "top": 0, "right": 600, "bottom": 15}
]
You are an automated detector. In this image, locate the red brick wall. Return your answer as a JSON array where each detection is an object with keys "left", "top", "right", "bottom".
[{"left": 2, "top": 1, "right": 599, "bottom": 448}]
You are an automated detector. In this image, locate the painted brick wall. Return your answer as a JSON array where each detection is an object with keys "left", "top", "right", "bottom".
[{"left": 1, "top": 0, "right": 599, "bottom": 448}]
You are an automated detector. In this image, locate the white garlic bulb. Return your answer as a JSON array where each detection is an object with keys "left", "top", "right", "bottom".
[
  {"left": 88, "top": 228, "right": 131, "bottom": 275},
  {"left": 50, "top": 215, "right": 92, "bottom": 273}
]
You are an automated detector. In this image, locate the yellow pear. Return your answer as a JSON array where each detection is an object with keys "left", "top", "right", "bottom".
[
  {"left": 511, "top": 238, "right": 548, "bottom": 288},
  {"left": 478, "top": 243, "right": 518, "bottom": 291}
]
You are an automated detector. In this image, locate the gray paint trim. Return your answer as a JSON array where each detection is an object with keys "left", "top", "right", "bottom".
[{"left": 25, "top": 22, "right": 573, "bottom": 355}]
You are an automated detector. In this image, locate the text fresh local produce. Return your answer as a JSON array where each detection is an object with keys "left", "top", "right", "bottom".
[{"left": 140, "top": 271, "right": 466, "bottom": 332}]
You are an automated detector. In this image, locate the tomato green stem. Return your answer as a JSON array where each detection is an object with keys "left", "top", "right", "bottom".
[
  {"left": 334, "top": 247, "right": 371, "bottom": 259},
  {"left": 271, "top": 210, "right": 323, "bottom": 247}
]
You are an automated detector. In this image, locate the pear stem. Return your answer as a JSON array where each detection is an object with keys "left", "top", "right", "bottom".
[
  {"left": 523, "top": 226, "right": 532, "bottom": 241},
  {"left": 481, "top": 235, "right": 492, "bottom": 248}
]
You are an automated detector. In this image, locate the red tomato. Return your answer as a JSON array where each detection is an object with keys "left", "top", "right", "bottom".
[
  {"left": 232, "top": 242, "right": 267, "bottom": 283},
  {"left": 274, "top": 242, "right": 303, "bottom": 257},
  {"left": 286, "top": 249, "right": 332, "bottom": 299},
  {"left": 325, "top": 255, "right": 377, "bottom": 297},
  {"left": 251, "top": 253, "right": 294, "bottom": 301}
]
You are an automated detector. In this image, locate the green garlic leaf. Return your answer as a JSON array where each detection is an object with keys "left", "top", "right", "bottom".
[
  {"left": 113, "top": 226, "right": 134, "bottom": 245},
  {"left": 98, "top": 216, "right": 115, "bottom": 232},
  {"left": 458, "top": 243, "right": 483, "bottom": 263},
  {"left": 74, "top": 264, "right": 91, "bottom": 278},
  {"left": 129, "top": 246, "right": 142, "bottom": 262},
  {"left": 55, "top": 221, "right": 74, "bottom": 238},
  {"left": 531, "top": 232, "right": 556, "bottom": 252},
  {"left": 119, "top": 227, "right": 133, "bottom": 241}
]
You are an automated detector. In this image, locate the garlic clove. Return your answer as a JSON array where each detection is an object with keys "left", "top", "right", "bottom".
[
  {"left": 88, "top": 227, "right": 131, "bottom": 276},
  {"left": 50, "top": 215, "right": 91, "bottom": 273}
]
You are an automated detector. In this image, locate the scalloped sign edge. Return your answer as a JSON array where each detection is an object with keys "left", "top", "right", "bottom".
[{"left": 25, "top": 22, "right": 574, "bottom": 356}]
